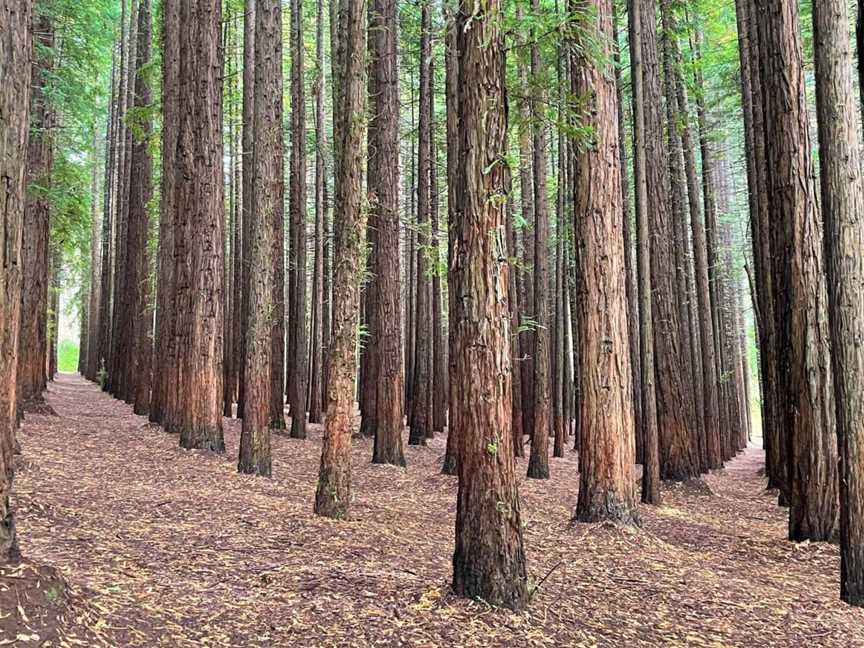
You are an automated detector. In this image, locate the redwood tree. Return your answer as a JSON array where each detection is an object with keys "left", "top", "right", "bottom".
[
  {"left": 812, "top": 0, "right": 864, "bottom": 603},
  {"left": 572, "top": 0, "right": 638, "bottom": 525},
  {"left": 169, "top": 0, "right": 226, "bottom": 452},
  {"left": 0, "top": 0, "right": 32, "bottom": 563},
  {"left": 368, "top": 0, "right": 405, "bottom": 466},
  {"left": 450, "top": 0, "right": 528, "bottom": 610},
  {"left": 18, "top": 12, "right": 54, "bottom": 405},
  {"left": 315, "top": 0, "right": 367, "bottom": 519},
  {"left": 757, "top": 0, "right": 838, "bottom": 541}
]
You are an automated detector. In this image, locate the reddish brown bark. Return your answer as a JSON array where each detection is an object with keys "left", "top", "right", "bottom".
[
  {"left": 315, "top": 0, "right": 366, "bottom": 519},
  {"left": 287, "top": 0, "right": 306, "bottom": 438},
  {"left": 526, "top": 0, "right": 550, "bottom": 481},
  {"left": 169, "top": 0, "right": 226, "bottom": 453},
  {"left": 629, "top": 0, "right": 660, "bottom": 504},
  {"left": 440, "top": 0, "right": 459, "bottom": 475},
  {"left": 0, "top": 0, "right": 32, "bottom": 563},
  {"left": 19, "top": 12, "right": 54, "bottom": 405},
  {"left": 368, "top": 0, "right": 405, "bottom": 466},
  {"left": 756, "top": 0, "right": 838, "bottom": 541},
  {"left": 130, "top": 0, "right": 153, "bottom": 416},
  {"left": 240, "top": 0, "right": 282, "bottom": 477},
  {"left": 450, "top": 0, "right": 528, "bottom": 609},
  {"left": 571, "top": 0, "right": 638, "bottom": 525},
  {"left": 813, "top": 0, "right": 864, "bottom": 600}
]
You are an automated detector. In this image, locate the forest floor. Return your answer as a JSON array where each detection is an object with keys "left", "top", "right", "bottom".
[{"left": 2, "top": 373, "right": 863, "bottom": 647}]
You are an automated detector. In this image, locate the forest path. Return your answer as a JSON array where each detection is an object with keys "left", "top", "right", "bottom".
[{"left": 9, "top": 372, "right": 864, "bottom": 647}]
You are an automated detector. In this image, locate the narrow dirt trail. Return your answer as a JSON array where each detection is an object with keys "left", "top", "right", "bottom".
[{"left": 8, "top": 373, "right": 864, "bottom": 647}]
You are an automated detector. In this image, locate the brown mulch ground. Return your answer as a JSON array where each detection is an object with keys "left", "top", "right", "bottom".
[{"left": 6, "top": 372, "right": 864, "bottom": 647}]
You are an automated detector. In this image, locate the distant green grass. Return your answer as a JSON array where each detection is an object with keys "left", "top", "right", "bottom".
[{"left": 58, "top": 339, "right": 79, "bottom": 373}]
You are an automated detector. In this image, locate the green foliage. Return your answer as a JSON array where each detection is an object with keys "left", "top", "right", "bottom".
[{"left": 57, "top": 339, "right": 80, "bottom": 373}]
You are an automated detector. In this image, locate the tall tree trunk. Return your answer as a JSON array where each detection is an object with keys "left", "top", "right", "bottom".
[
  {"left": 451, "top": 0, "right": 528, "bottom": 609},
  {"left": 675, "top": 28, "right": 720, "bottom": 472},
  {"left": 240, "top": 0, "right": 282, "bottom": 477},
  {"left": 756, "top": 0, "right": 838, "bottom": 541},
  {"left": 741, "top": 0, "right": 781, "bottom": 492},
  {"left": 638, "top": 0, "right": 696, "bottom": 481},
  {"left": 517, "top": 2, "right": 535, "bottom": 446},
  {"left": 661, "top": 0, "right": 699, "bottom": 470},
  {"left": 409, "top": 0, "right": 434, "bottom": 445},
  {"left": 614, "top": 2, "right": 642, "bottom": 465},
  {"left": 0, "top": 0, "right": 32, "bottom": 564},
  {"left": 368, "top": 0, "right": 405, "bottom": 466},
  {"left": 527, "top": 0, "right": 550, "bottom": 480},
  {"left": 571, "top": 0, "right": 638, "bottom": 523},
  {"left": 287, "top": 0, "right": 307, "bottom": 438},
  {"left": 151, "top": 0, "right": 179, "bottom": 424},
  {"left": 19, "top": 12, "right": 54, "bottom": 404},
  {"left": 309, "top": 0, "right": 326, "bottom": 425},
  {"left": 441, "top": 0, "right": 460, "bottom": 475},
  {"left": 813, "top": 0, "right": 864, "bottom": 602},
  {"left": 629, "top": 0, "right": 660, "bottom": 504},
  {"left": 315, "top": 0, "right": 367, "bottom": 519},
  {"left": 237, "top": 0, "right": 256, "bottom": 420},
  {"left": 170, "top": 0, "right": 226, "bottom": 452},
  {"left": 86, "top": 126, "right": 102, "bottom": 382},
  {"left": 127, "top": 0, "right": 153, "bottom": 414},
  {"left": 430, "top": 59, "right": 447, "bottom": 435},
  {"left": 110, "top": 0, "right": 139, "bottom": 401},
  {"left": 507, "top": 198, "right": 524, "bottom": 457}
]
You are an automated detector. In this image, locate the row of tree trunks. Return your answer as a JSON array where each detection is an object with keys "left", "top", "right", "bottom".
[
  {"left": 755, "top": 0, "right": 838, "bottom": 542},
  {"left": 287, "top": 0, "right": 305, "bottom": 438},
  {"left": 0, "top": 0, "right": 33, "bottom": 564},
  {"left": 367, "top": 0, "right": 405, "bottom": 466},
  {"left": 814, "top": 0, "right": 864, "bottom": 606},
  {"left": 314, "top": 0, "right": 367, "bottom": 519},
  {"left": 18, "top": 12, "right": 54, "bottom": 406}
]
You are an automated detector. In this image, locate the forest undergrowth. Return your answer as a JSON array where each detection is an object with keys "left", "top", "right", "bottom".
[{"left": 3, "top": 373, "right": 862, "bottom": 648}]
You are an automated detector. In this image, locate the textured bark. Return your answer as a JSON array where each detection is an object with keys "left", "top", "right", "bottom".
[
  {"left": 507, "top": 199, "right": 524, "bottom": 458},
  {"left": 0, "top": 0, "right": 32, "bottom": 563},
  {"left": 315, "top": 0, "right": 366, "bottom": 519},
  {"left": 613, "top": 3, "right": 642, "bottom": 465},
  {"left": 661, "top": 1, "right": 699, "bottom": 471},
  {"left": 430, "top": 62, "right": 447, "bottom": 436},
  {"left": 638, "top": 0, "right": 696, "bottom": 482},
  {"left": 571, "top": 0, "right": 638, "bottom": 525},
  {"left": 526, "top": 0, "right": 550, "bottom": 481},
  {"left": 516, "top": 6, "right": 536, "bottom": 450},
  {"left": 287, "top": 0, "right": 306, "bottom": 438},
  {"left": 629, "top": 0, "right": 660, "bottom": 505},
  {"left": 368, "top": 0, "right": 405, "bottom": 466},
  {"left": 85, "top": 125, "right": 102, "bottom": 382},
  {"left": 151, "top": 0, "right": 179, "bottom": 425},
  {"left": 451, "top": 0, "right": 528, "bottom": 609},
  {"left": 409, "top": 0, "right": 434, "bottom": 445},
  {"left": 742, "top": 0, "right": 781, "bottom": 491},
  {"left": 552, "top": 137, "right": 565, "bottom": 460},
  {"left": 129, "top": 0, "right": 153, "bottom": 415},
  {"left": 690, "top": 29, "right": 730, "bottom": 473},
  {"left": 813, "top": 0, "right": 864, "bottom": 602},
  {"left": 237, "top": 0, "right": 255, "bottom": 420},
  {"left": 170, "top": 0, "right": 225, "bottom": 452},
  {"left": 756, "top": 0, "right": 838, "bottom": 541},
  {"left": 223, "top": 15, "right": 241, "bottom": 418},
  {"left": 440, "top": 0, "right": 460, "bottom": 475},
  {"left": 240, "top": 0, "right": 282, "bottom": 477},
  {"left": 110, "top": 0, "right": 139, "bottom": 401},
  {"left": 19, "top": 13, "right": 53, "bottom": 404},
  {"left": 308, "top": 0, "right": 326, "bottom": 425},
  {"left": 675, "top": 33, "right": 720, "bottom": 472}
]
